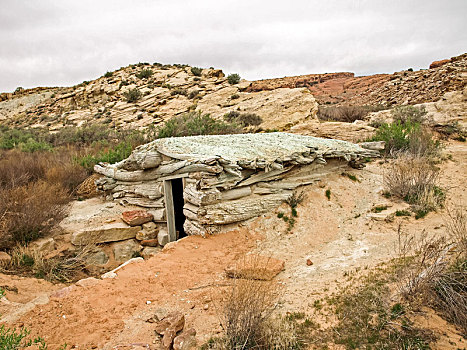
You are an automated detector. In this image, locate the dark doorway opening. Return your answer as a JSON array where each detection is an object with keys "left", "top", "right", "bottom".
[{"left": 171, "top": 178, "right": 186, "bottom": 239}]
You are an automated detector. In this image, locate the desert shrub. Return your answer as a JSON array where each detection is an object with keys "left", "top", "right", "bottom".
[
  {"left": 371, "top": 120, "right": 440, "bottom": 157},
  {"left": 45, "top": 163, "right": 88, "bottom": 194},
  {"left": 0, "top": 128, "right": 44, "bottom": 150},
  {"left": 170, "top": 88, "right": 188, "bottom": 96},
  {"left": 392, "top": 105, "right": 427, "bottom": 124},
  {"left": 76, "top": 141, "right": 134, "bottom": 171},
  {"left": 123, "top": 88, "right": 142, "bottom": 103},
  {"left": 5, "top": 244, "right": 89, "bottom": 283},
  {"left": 157, "top": 111, "right": 242, "bottom": 138},
  {"left": 384, "top": 155, "right": 444, "bottom": 217},
  {"left": 329, "top": 269, "right": 433, "bottom": 349},
  {"left": 227, "top": 73, "right": 241, "bottom": 85},
  {"left": 135, "top": 68, "right": 153, "bottom": 79},
  {"left": 224, "top": 111, "right": 262, "bottom": 127},
  {"left": 191, "top": 67, "right": 202, "bottom": 76},
  {"left": 230, "top": 94, "right": 240, "bottom": 99},
  {"left": 207, "top": 276, "right": 301, "bottom": 349},
  {"left": 0, "top": 181, "right": 69, "bottom": 246},
  {"left": 317, "top": 105, "right": 368, "bottom": 123},
  {"left": 18, "top": 138, "right": 52, "bottom": 152},
  {"left": 0, "top": 150, "right": 50, "bottom": 188},
  {"left": 188, "top": 89, "right": 199, "bottom": 99},
  {"left": 104, "top": 71, "right": 113, "bottom": 78}
]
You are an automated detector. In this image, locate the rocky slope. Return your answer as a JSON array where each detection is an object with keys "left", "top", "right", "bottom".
[{"left": 0, "top": 64, "right": 318, "bottom": 132}]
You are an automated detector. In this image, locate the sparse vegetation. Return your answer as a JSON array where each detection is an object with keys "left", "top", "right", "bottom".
[
  {"left": 104, "top": 71, "right": 113, "bottom": 78},
  {"left": 156, "top": 111, "right": 242, "bottom": 138},
  {"left": 396, "top": 209, "right": 412, "bottom": 217},
  {"left": 123, "top": 88, "right": 142, "bottom": 103},
  {"left": 170, "top": 87, "right": 188, "bottom": 96},
  {"left": 325, "top": 189, "right": 331, "bottom": 200},
  {"left": 227, "top": 73, "right": 241, "bottom": 85},
  {"left": 224, "top": 111, "right": 263, "bottom": 127},
  {"left": 384, "top": 154, "right": 445, "bottom": 218},
  {"left": 191, "top": 67, "right": 202, "bottom": 76},
  {"left": 317, "top": 105, "right": 387, "bottom": 123},
  {"left": 135, "top": 68, "right": 153, "bottom": 79}
]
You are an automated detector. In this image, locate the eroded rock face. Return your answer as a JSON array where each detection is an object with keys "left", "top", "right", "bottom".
[{"left": 430, "top": 59, "right": 451, "bottom": 69}]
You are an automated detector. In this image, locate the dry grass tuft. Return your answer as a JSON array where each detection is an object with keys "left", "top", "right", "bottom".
[{"left": 384, "top": 154, "right": 444, "bottom": 218}]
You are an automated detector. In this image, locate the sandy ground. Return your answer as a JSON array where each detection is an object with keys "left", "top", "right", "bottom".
[{"left": 0, "top": 141, "right": 465, "bottom": 349}]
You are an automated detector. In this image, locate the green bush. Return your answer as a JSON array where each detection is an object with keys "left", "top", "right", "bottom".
[
  {"left": 18, "top": 138, "right": 52, "bottom": 152},
  {"left": 135, "top": 69, "right": 153, "bottom": 79},
  {"left": 76, "top": 141, "right": 134, "bottom": 171},
  {"left": 123, "top": 88, "right": 142, "bottom": 103},
  {"left": 227, "top": 73, "right": 241, "bottom": 85},
  {"left": 392, "top": 105, "right": 427, "bottom": 124},
  {"left": 191, "top": 67, "right": 202, "bottom": 76},
  {"left": 104, "top": 71, "right": 113, "bottom": 78},
  {"left": 0, "top": 325, "right": 49, "bottom": 349},
  {"left": 157, "top": 111, "right": 242, "bottom": 138}
]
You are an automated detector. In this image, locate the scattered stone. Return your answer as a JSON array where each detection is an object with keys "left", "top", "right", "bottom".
[
  {"left": 154, "top": 312, "right": 185, "bottom": 335},
  {"left": 225, "top": 255, "right": 285, "bottom": 280},
  {"left": 141, "top": 246, "right": 161, "bottom": 258},
  {"left": 71, "top": 223, "right": 141, "bottom": 245},
  {"left": 0, "top": 252, "right": 11, "bottom": 264},
  {"left": 136, "top": 228, "right": 158, "bottom": 241},
  {"left": 173, "top": 328, "right": 197, "bottom": 350},
  {"left": 157, "top": 229, "right": 169, "bottom": 246},
  {"left": 141, "top": 239, "right": 159, "bottom": 247},
  {"left": 203, "top": 304, "right": 209, "bottom": 310},
  {"left": 367, "top": 213, "right": 388, "bottom": 221},
  {"left": 75, "top": 277, "right": 99, "bottom": 288},
  {"left": 306, "top": 259, "right": 313, "bottom": 266},
  {"left": 112, "top": 239, "right": 142, "bottom": 262},
  {"left": 122, "top": 210, "right": 154, "bottom": 226}
]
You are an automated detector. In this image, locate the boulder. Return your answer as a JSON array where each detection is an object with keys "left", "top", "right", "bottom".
[
  {"left": 155, "top": 311, "right": 185, "bottom": 335},
  {"left": 225, "top": 255, "right": 285, "bottom": 280},
  {"left": 121, "top": 210, "right": 154, "bottom": 226},
  {"left": 173, "top": 328, "right": 197, "bottom": 350},
  {"left": 141, "top": 246, "right": 161, "bottom": 258},
  {"left": 71, "top": 223, "right": 141, "bottom": 245},
  {"left": 112, "top": 239, "right": 142, "bottom": 262},
  {"left": 157, "top": 229, "right": 170, "bottom": 246}
]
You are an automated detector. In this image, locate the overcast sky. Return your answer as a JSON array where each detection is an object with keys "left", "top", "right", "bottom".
[{"left": 1, "top": 0, "right": 466, "bottom": 92}]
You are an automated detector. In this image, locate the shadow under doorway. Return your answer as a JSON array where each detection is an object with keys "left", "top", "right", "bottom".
[{"left": 171, "top": 177, "right": 187, "bottom": 239}]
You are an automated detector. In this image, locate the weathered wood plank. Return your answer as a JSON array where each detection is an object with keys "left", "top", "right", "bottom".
[{"left": 163, "top": 180, "right": 177, "bottom": 242}]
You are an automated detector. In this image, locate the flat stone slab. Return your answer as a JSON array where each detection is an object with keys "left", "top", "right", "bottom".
[
  {"left": 225, "top": 255, "right": 285, "bottom": 281},
  {"left": 122, "top": 210, "right": 154, "bottom": 226},
  {"left": 71, "top": 222, "right": 141, "bottom": 245}
]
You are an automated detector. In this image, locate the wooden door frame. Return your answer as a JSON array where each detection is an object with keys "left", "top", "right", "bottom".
[{"left": 162, "top": 174, "right": 188, "bottom": 242}]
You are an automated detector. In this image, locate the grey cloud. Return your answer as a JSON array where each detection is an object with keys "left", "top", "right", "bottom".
[{"left": 0, "top": 0, "right": 465, "bottom": 92}]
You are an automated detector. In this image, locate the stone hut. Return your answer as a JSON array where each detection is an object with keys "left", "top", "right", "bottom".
[{"left": 95, "top": 133, "right": 379, "bottom": 242}]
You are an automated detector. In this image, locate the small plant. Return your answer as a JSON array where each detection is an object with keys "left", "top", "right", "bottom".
[
  {"left": 325, "top": 189, "right": 331, "bottom": 200},
  {"left": 104, "top": 71, "right": 113, "bottom": 78},
  {"left": 170, "top": 88, "right": 188, "bottom": 96},
  {"left": 392, "top": 105, "right": 427, "bottom": 124},
  {"left": 191, "top": 67, "right": 202, "bottom": 76},
  {"left": 224, "top": 111, "right": 262, "bottom": 127},
  {"left": 136, "top": 68, "right": 153, "bottom": 79},
  {"left": 230, "top": 93, "right": 240, "bottom": 99},
  {"left": 395, "top": 210, "right": 411, "bottom": 217},
  {"left": 188, "top": 90, "right": 199, "bottom": 99},
  {"left": 123, "top": 88, "right": 142, "bottom": 103},
  {"left": 227, "top": 73, "right": 241, "bottom": 85},
  {"left": 372, "top": 205, "right": 388, "bottom": 213},
  {"left": 341, "top": 172, "right": 358, "bottom": 182}
]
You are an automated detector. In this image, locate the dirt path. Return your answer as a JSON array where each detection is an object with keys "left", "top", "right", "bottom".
[{"left": 3, "top": 142, "right": 466, "bottom": 349}]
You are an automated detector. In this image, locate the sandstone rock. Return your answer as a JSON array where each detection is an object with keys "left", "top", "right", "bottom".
[
  {"left": 225, "top": 255, "right": 285, "bottom": 280},
  {"left": 290, "top": 120, "right": 376, "bottom": 143},
  {"left": 141, "top": 239, "right": 159, "bottom": 247},
  {"left": 112, "top": 239, "right": 142, "bottom": 262},
  {"left": 430, "top": 59, "right": 451, "bottom": 69},
  {"left": 306, "top": 259, "right": 313, "bottom": 266},
  {"left": 173, "top": 328, "right": 197, "bottom": 350},
  {"left": 30, "top": 237, "right": 55, "bottom": 254},
  {"left": 121, "top": 210, "right": 154, "bottom": 226},
  {"left": 142, "top": 222, "right": 157, "bottom": 231},
  {"left": 158, "top": 229, "right": 169, "bottom": 246},
  {"left": 141, "top": 246, "right": 161, "bottom": 258},
  {"left": 75, "top": 277, "right": 99, "bottom": 288},
  {"left": 155, "top": 311, "right": 185, "bottom": 335},
  {"left": 136, "top": 228, "right": 158, "bottom": 241},
  {"left": 86, "top": 250, "right": 109, "bottom": 266},
  {"left": 162, "top": 328, "right": 177, "bottom": 350},
  {"left": 0, "top": 252, "right": 11, "bottom": 264},
  {"left": 71, "top": 223, "right": 141, "bottom": 245}
]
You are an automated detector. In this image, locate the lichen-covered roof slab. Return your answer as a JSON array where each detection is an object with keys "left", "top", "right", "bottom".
[{"left": 137, "top": 132, "right": 376, "bottom": 163}]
